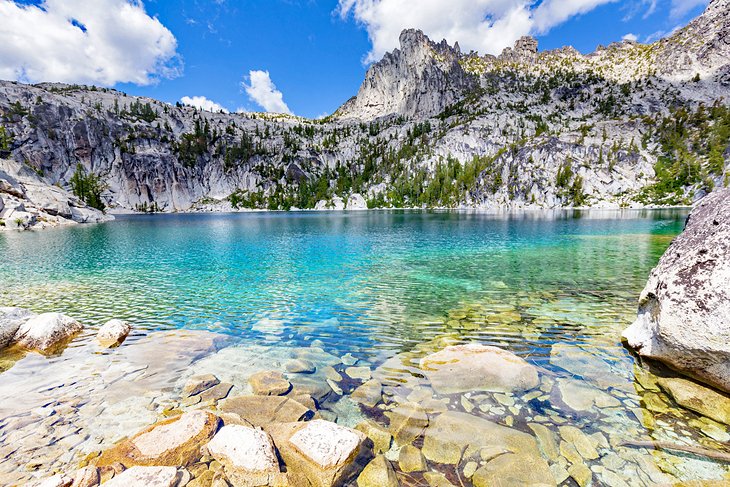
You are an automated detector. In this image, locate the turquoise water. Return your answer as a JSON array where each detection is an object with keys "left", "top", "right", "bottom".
[
  {"left": 8, "top": 209, "right": 730, "bottom": 486},
  {"left": 0, "top": 209, "right": 685, "bottom": 365}
]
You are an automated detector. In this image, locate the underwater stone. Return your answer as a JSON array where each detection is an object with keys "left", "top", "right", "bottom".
[
  {"left": 657, "top": 377, "right": 730, "bottom": 425},
  {"left": 350, "top": 379, "right": 382, "bottom": 408},
  {"left": 183, "top": 374, "right": 220, "bottom": 397},
  {"left": 420, "top": 344, "right": 539, "bottom": 394},
  {"left": 356, "top": 455, "right": 398, "bottom": 487},
  {"left": 398, "top": 445, "right": 426, "bottom": 473},
  {"left": 249, "top": 370, "right": 292, "bottom": 396}
]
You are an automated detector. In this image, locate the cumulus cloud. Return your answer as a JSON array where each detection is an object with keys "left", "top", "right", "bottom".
[
  {"left": 669, "top": 0, "right": 708, "bottom": 19},
  {"left": 241, "top": 70, "right": 292, "bottom": 115},
  {"left": 338, "top": 0, "right": 616, "bottom": 61},
  {"left": 180, "top": 96, "right": 229, "bottom": 113},
  {"left": 0, "top": 0, "right": 180, "bottom": 86},
  {"left": 622, "top": 33, "right": 638, "bottom": 41}
]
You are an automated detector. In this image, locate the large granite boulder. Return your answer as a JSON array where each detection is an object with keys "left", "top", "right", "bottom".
[
  {"left": 623, "top": 189, "right": 730, "bottom": 392},
  {"left": 0, "top": 307, "right": 34, "bottom": 349},
  {"left": 13, "top": 312, "right": 83, "bottom": 353},
  {"left": 268, "top": 419, "right": 369, "bottom": 487},
  {"left": 203, "top": 425, "right": 286, "bottom": 486},
  {"left": 95, "top": 410, "right": 220, "bottom": 468},
  {"left": 419, "top": 344, "right": 539, "bottom": 394}
]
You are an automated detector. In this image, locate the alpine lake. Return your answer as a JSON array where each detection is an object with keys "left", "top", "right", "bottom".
[{"left": 1, "top": 209, "right": 729, "bottom": 486}]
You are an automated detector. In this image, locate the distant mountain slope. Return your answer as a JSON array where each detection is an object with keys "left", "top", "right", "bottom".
[
  {"left": 336, "top": 0, "right": 730, "bottom": 121},
  {"left": 0, "top": 0, "right": 728, "bottom": 213}
]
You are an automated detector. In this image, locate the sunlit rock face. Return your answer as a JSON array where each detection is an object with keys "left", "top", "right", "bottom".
[
  {"left": 624, "top": 188, "right": 730, "bottom": 392},
  {"left": 0, "top": 2, "right": 728, "bottom": 213}
]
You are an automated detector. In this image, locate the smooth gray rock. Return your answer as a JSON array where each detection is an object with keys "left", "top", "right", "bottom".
[
  {"left": 623, "top": 189, "right": 730, "bottom": 392},
  {"left": 0, "top": 307, "right": 35, "bottom": 349},
  {"left": 13, "top": 312, "right": 83, "bottom": 352}
]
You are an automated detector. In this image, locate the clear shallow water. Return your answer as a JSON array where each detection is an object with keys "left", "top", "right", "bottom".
[
  {"left": 0, "top": 209, "right": 685, "bottom": 364},
  {"left": 6, "top": 209, "right": 730, "bottom": 486}
]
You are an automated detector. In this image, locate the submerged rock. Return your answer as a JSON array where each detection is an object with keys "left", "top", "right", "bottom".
[
  {"left": 351, "top": 379, "right": 382, "bottom": 408},
  {"left": 268, "top": 419, "right": 368, "bottom": 487},
  {"left": 220, "top": 396, "right": 313, "bottom": 427},
  {"left": 398, "top": 445, "right": 426, "bottom": 473},
  {"left": 420, "top": 344, "right": 539, "bottom": 394},
  {"left": 183, "top": 374, "right": 220, "bottom": 397},
  {"left": 249, "top": 370, "right": 292, "bottom": 396},
  {"left": 286, "top": 359, "right": 316, "bottom": 374},
  {"left": 355, "top": 420, "right": 392, "bottom": 454},
  {"left": 13, "top": 312, "right": 83, "bottom": 353},
  {"left": 472, "top": 452, "right": 556, "bottom": 487},
  {"left": 95, "top": 410, "right": 220, "bottom": 467},
  {"left": 356, "top": 455, "right": 398, "bottom": 487},
  {"left": 421, "top": 411, "right": 552, "bottom": 486},
  {"left": 385, "top": 402, "right": 429, "bottom": 446},
  {"left": 97, "top": 319, "right": 132, "bottom": 348},
  {"left": 0, "top": 306, "right": 34, "bottom": 349},
  {"left": 657, "top": 377, "right": 730, "bottom": 425},
  {"left": 623, "top": 189, "right": 730, "bottom": 393},
  {"left": 203, "top": 425, "right": 284, "bottom": 486}
]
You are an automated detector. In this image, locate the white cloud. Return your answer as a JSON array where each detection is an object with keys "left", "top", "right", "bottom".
[
  {"left": 241, "top": 70, "right": 292, "bottom": 115},
  {"left": 337, "top": 0, "right": 616, "bottom": 62},
  {"left": 0, "top": 0, "right": 180, "bottom": 86},
  {"left": 669, "top": 0, "right": 708, "bottom": 19},
  {"left": 180, "top": 96, "right": 229, "bottom": 113},
  {"left": 622, "top": 33, "right": 638, "bottom": 41}
]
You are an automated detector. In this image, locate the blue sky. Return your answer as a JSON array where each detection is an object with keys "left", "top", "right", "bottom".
[{"left": 0, "top": 0, "right": 711, "bottom": 118}]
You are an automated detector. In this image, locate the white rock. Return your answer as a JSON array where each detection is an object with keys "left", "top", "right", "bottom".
[
  {"left": 32, "top": 474, "right": 73, "bottom": 487},
  {"left": 97, "top": 319, "right": 132, "bottom": 347},
  {"left": 0, "top": 306, "right": 35, "bottom": 348},
  {"left": 204, "top": 425, "right": 281, "bottom": 484},
  {"left": 346, "top": 193, "right": 367, "bottom": 210},
  {"left": 13, "top": 312, "right": 83, "bottom": 352},
  {"left": 331, "top": 195, "right": 345, "bottom": 210},
  {"left": 102, "top": 466, "right": 181, "bottom": 487},
  {"left": 289, "top": 419, "right": 365, "bottom": 468},
  {"left": 623, "top": 189, "right": 730, "bottom": 392}
]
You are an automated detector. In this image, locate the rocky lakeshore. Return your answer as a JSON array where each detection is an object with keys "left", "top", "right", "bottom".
[
  {"left": 0, "top": 158, "right": 112, "bottom": 231},
  {"left": 1, "top": 296, "right": 730, "bottom": 486}
]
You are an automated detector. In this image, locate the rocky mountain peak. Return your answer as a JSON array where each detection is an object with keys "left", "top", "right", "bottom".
[
  {"left": 335, "top": 29, "right": 474, "bottom": 120},
  {"left": 498, "top": 36, "right": 539, "bottom": 64}
]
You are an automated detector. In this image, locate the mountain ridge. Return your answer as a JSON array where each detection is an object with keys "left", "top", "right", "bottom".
[{"left": 0, "top": 0, "right": 729, "bottom": 221}]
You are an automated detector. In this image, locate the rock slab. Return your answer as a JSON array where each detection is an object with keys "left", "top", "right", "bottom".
[
  {"left": 623, "top": 189, "right": 730, "bottom": 393},
  {"left": 420, "top": 344, "right": 539, "bottom": 394},
  {"left": 96, "top": 410, "right": 219, "bottom": 467}
]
